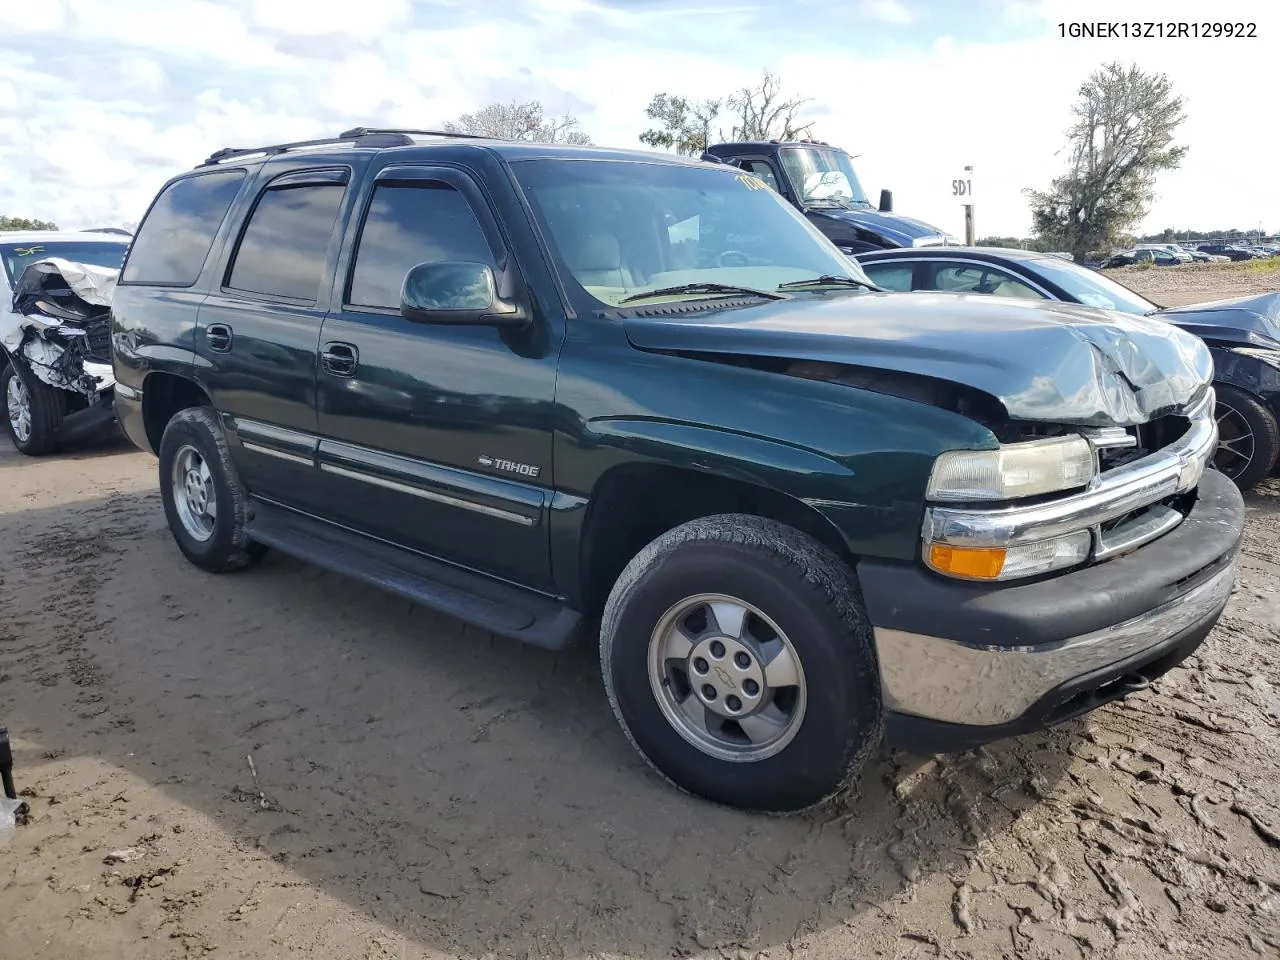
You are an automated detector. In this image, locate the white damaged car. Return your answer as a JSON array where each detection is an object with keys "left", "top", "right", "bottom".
[{"left": 2, "top": 231, "right": 131, "bottom": 455}]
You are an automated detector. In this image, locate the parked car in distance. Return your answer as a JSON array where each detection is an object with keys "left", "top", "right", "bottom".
[
  {"left": 855, "top": 245, "right": 1280, "bottom": 490},
  {"left": 1137, "top": 243, "right": 1192, "bottom": 262},
  {"left": 1, "top": 231, "right": 131, "bottom": 454},
  {"left": 1197, "top": 243, "right": 1260, "bottom": 262},
  {"left": 111, "top": 130, "right": 1242, "bottom": 812}
]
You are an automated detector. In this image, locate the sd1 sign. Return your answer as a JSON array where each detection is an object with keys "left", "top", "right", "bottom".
[{"left": 951, "top": 176, "right": 974, "bottom": 200}]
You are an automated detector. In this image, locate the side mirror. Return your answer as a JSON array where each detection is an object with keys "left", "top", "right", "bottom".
[
  {"left": 399, "top": 261, "right": 528, "bottom": 328},
  {"left": 878, "top": 189, "right": 893, "bottom": 213}
]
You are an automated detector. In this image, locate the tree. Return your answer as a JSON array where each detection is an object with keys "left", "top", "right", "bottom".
[
  {"left": 1, "top": 215, "right": 59, "bottom": 230},
  {"left": 444, "top": 100, "right": 592, "bottom": 145},
  {"left": 638, "top": 71, "right": 814, "bottom": 154},
  {"left": 1025, "top": 62, "right": 1187, "bottom": 262},
  {"left": 724, "top": 71, "right": 814, "bottom": 142},
  {"left": 638, "top": 93, "right": 722, "bottom": 156}
]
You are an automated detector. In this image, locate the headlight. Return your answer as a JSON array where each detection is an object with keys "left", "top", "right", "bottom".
[{"left": 926, "top": 436, "right": 1095, "bottom": 502}]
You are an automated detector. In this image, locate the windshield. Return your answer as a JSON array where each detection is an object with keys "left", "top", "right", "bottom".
[
  {"left": 777, "top": 146, "right": 870, "bottom": 207},
  {"left": 509, "top": 158, "right": 872, "bottom": 308},
  {"left": 0, "top": 241, "right": 128, "bottom": 285},
  {"left": 1029, "top": 256, "right": 1158, "bottom": 315}
]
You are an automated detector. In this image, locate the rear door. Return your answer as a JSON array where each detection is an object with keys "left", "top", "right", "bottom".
[
  {"left": 193, "top": 162, "right": 357, "bottom": 511},
  {"left": 313, "top": 163, "right": 561, "bottom": 589}
]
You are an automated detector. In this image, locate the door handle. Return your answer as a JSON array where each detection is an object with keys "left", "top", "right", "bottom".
[
  {"left": 206, "top": 323, "right": 233, "bottom": 352},
  {"left": 321, "top": 341, "right": 359, "bottom": 377}
]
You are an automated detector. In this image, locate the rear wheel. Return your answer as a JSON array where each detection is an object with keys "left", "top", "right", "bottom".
[
  {"left": 600, "top": 514, "right": 882, "bottom": 813},
  {"left": 3, "top": 360, "right": 66, "bottom": 456},
  {"left": 158, "top": 406, "right": 267, "bottom": 572},
  {"left": 1213, "top": 384, "right": 1280, "bottom": 492}
]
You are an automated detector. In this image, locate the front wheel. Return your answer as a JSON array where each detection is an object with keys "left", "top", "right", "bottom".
[
  {"left": 600, "top": 514, "right": 882, "bottom": 812},
  {"left": 1213, "top": 384, "right": 1280, "bottom": 492},
  {"left": 3, "top": 360, "right": 67, "bottom": 455}
]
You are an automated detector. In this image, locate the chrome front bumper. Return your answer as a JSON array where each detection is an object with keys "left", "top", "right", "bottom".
[{"left": 875, "top": 556, "right": 1236, "bottom": 727}]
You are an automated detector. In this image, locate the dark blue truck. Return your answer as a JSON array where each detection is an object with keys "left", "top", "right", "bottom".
[{"left": 703, "top": 139, "right": 957, "bottom": 256}]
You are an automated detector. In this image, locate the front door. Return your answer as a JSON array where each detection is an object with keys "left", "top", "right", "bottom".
[{"left": 314, "top": 164, "right": 561, "bottom": 590}]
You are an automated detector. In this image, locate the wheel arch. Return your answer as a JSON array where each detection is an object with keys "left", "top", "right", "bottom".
[
  {"left": 573, "top": 459, "right": 857, "bottom": 617},
  {"left": 141, "top": 371, "right": 213, "bottom": 453}
]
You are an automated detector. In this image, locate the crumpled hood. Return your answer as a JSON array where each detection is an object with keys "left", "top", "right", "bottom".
[
  {"left": 623, "top": 291, "right": 1213, "bottom": 427},
  {"left": 3, "top": 256, "right": 118, "bottom": 354},
  {"left": 1155, "top": 291, "right": 1280, "bottom": 349},
  {"left": 11, "top": 256, "right": 118, "bottom": 313},
  {"left": 817, "top": 207, "right": 956, "bottom": 247}
]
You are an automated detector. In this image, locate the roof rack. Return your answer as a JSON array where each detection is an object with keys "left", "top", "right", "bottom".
[
  {"left": 199, "top": 127, "right": 502, "bottom": 167},
  {"left": 339, "top": 126, "right": 504, "bottom": 141}
]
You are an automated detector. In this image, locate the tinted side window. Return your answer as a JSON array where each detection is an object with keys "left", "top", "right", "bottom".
[
  {"left": 738, "top": 161, "right": 780, "bottom": 192},
  {"left": 121, "top": 170, "right": 245, "bottom": 285},
  {"left": 861, "top": 262, "right": 913, "bottom": 291},
  {"left": 226, "top": 183, "right": 346, "bottom": 301},
  {"left": 348, "top": 182, "right": 496, "bottom": 310}
]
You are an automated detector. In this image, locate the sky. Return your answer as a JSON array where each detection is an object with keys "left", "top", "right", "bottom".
[{"left": 1, "top": 0, "right": 1276, "bottom": 239}]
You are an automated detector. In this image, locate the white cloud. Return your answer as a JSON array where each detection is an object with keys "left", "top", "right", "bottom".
[
  {"left": 862, "top": 0, "right": 915, "bottom": 25},
  {"left": 249, "top": 0, "right": 412, "bottom": 40},
  {"left": 0, "top": 0, "right": 1276, "bottom": 239}
]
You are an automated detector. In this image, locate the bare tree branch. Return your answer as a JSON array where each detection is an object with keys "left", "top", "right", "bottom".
[{"left": 444, "top": 100, "right": 593, "bottom": 145}]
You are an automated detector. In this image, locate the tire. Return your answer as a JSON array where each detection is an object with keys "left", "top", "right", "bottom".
[
  {"left": 2, "top": 359, "right": 67, "bottom": 456},
  {"left": 158, "top": 406, "right": 267, "bottom": 572},
  {"left": 600, "top": 514, "right": 882, "bottom": 813},
  {"left": 1212, "top": 384, "right": 1280, "bottom": 492}
]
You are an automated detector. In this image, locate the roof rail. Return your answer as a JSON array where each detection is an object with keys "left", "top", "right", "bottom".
[
  {"left": 338, "top": 126, "right": 505, "bottom": 142},
  {"left": 200, "top": 129, "right": 424, "bottom": 167},
  {"left": 199, "top": 126, "right": 504, "bottom": 167}
]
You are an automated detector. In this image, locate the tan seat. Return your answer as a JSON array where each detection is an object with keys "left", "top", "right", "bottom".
[{"left": 559, "top": 226, "right": 635, "bottom": 288}]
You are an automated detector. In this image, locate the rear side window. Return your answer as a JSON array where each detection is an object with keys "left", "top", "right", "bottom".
[
  {"left": 861, "top": 262, "right": 913, "bottom": 291},
  {"left": 121, "top": 170, "right": 245, "bottom": 285},
  {"left": 227, "top": 182, "right": 346, "bottom": 301},
  {"left": 347, "top": 181, "right": 496, "bottom": 310}
]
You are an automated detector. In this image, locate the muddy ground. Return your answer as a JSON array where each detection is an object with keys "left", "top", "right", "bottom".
[{"left": 2, "top": 263, "right": 1278, "bottom": 960}]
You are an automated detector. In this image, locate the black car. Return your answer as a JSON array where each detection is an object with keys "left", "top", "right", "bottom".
[
  {"left": 1102, "top": 248, "right": 1184, "bottom": 268},
  {"left": 855, "top": 246, "right": 1280, "bottom": 491},
  {"left": 1197, "top": 244, "right": 1259, "bottom": 262}
]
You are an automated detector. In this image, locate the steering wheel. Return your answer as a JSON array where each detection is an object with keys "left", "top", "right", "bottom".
[{"left": 712, "top": 250, "right": 750, "bottom": 268}]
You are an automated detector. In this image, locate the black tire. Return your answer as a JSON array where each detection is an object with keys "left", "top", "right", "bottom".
[
  {"left": 1213, "top": 384, "right": 1280, "bottom": 492},
  {"left": 600, "top": 514, "right": 882, "bottom": 813},
  {"left": 2, "top": 359, "right": 67, "bottom": 456},
  {"left": 158, "top": 406, "right": 267, "bottom": 572}
]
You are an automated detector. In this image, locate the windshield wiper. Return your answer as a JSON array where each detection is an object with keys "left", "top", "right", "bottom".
[
  {"left": 617, "top": 282, "right": 788, "bottom": 305},
  {"left": 776, "top": 275, "right": 878, "bottom": 292}
]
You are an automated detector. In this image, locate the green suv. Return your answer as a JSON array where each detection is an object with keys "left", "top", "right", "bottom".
[{"left": 110, "top": 128, "right": 1244, "bottom": 812}]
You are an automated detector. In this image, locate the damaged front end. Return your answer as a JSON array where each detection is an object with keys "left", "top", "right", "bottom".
[{"left": 4, "top": 257, "right": 119, "bottom": 399}]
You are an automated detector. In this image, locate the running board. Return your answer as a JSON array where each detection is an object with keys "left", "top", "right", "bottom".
[{"left": 245, "top": 499, "right": 582, "bottom": 650}]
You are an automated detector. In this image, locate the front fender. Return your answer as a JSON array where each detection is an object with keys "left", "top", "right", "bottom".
[
  {"left": 1210, "top": 345, "right": 1280, "bottom": 407},
  {"left": 569, "top": 410, "right": 984, "bottom": 563}
]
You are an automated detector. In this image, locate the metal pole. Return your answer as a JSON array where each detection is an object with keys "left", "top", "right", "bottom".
[{"left": 963, "top": 165, "right": 975, "bottom": 245}]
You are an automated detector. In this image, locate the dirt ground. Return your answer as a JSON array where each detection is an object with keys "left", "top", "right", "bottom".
[{"left": 2, "top": 264, "right": 1278, "bottom": 960}]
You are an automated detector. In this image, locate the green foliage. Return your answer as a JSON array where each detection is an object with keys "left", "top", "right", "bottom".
[
  {"left": 0, "top": 215, "right": 59, "bottom": 231},
  {"left": 976, "top": 235, "right": 1058, "bottom": 252},
  {"left": 638, "top": 93, "right": 722, "bottom": 156},
  {"left": 1026, "top": 61, "right": 1188, "bottom": 262}
]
